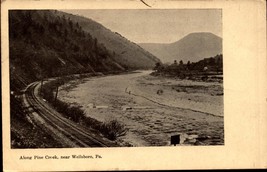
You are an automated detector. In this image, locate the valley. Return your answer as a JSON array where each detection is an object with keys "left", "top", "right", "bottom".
[{"left": 9, "top": 9, "right": 223, "bottom": 148}]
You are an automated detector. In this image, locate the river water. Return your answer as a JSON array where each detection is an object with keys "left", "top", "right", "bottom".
[{"left": 58, "top": 71, "right": 224, "bottom": 146}]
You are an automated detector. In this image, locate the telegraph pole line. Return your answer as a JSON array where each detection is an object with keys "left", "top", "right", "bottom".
[
  {"left": 54, "top": 84, "right": 59, "bottom": 103},
  {"left": 40, "top": 77, "right": 43, "bottom": 96}
]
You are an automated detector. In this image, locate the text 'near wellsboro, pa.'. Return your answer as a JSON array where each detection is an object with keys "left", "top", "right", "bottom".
[{"left": 10, "top": 9, "right": 223, "bottom": 148}]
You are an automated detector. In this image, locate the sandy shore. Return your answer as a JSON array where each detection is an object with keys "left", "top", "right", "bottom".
[{"left": 58, "top": 71, "right": 224, "bottom": 146}]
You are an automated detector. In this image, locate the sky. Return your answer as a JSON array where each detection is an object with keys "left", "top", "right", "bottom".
[{"left": 62, "top": 9, "right": 222, "bottom": 44}]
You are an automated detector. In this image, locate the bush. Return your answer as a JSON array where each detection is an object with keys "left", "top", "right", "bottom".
[
  {"left": 100, "top": 120, "right": 127, "bottom": 141},
  {"left": 54, "top": 100, "right": 86, "bottom": 123},
  {"left": 54, "top": 100, "right": 69, "bottom": 114},
  {"left": 42, "top": 84, "right": 55, "bottom": 101},
  {"left": 67, "top": 106, "right": 86, "bottom": 123}
]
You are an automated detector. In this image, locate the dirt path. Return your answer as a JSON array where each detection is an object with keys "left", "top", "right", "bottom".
[{"left": 58, "top": 71, "right": 224, "bottom": 146}]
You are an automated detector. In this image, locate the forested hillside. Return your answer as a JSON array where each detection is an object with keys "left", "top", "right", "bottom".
[
  {"left": 57, "top": 11, "right": 160, "bottom": 69},
  {"left": 9, "top": 10, "right": 159, "bottom": 92},
  {"left": 152, "top": 54, "right": 223, "bottom": 82}
]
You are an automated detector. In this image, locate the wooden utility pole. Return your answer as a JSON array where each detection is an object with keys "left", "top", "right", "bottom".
[
  {"left": 54, "top": 85, "right": 59, "bottom": 103},
  {"left": 40, "top": 78, "right": 43, "bottom": 96}
]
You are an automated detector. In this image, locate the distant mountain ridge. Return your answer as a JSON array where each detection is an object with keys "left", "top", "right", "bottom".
[{"left": 139, "top": 32, "right": 222, "bottom": 63}]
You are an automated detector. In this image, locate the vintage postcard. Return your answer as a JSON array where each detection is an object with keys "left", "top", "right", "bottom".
[{"left": 2, "top": 0, "right": 267, "bottom": 171}]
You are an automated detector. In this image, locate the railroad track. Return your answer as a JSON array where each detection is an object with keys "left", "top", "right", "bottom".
[{"left": 24, "top": 82, "right": 115, "bottom": 147}]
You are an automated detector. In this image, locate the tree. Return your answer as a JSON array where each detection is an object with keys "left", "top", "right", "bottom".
[
  {"left": 69, "top": 20, "right": 73, "bottom": 30},
  {"left": 93, "top": 38, "right": 98, "bottom": 53},
  {"left": 154, "top": 62, "right": 161, "bottom": 72},
  {"left": 76, "top": 22, "right": 80, "bottom": 29},
  {"left": 64, "top": 28, "right": 68, "bottom": 37},
  {"left": 187, "top": 61, "right": 191, "bottom": 70},
  {"left": 187, "top": 61, "right": 191, "bottom": 65},
  {"left": 209, "top": 57, "right": 215, "bottom": 65},
  {"left": 62, "top": 15, "right": 66, "bottom": 22}
]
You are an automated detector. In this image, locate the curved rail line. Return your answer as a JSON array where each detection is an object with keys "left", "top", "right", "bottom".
[{"left": 25, "top": 82, "right": 116, "bottom": 147}]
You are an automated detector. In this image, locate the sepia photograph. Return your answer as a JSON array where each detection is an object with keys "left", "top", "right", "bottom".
[
  {"left": 9, "top": 9, "right": 223, "bottom": 148},
  {"left": 2, "top": 0, "right": 267, "bottom": 171}
]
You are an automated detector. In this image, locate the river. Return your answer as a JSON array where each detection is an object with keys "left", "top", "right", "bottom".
[{"left": 58, "top": 70, "right": 224, "bottom": 146}]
